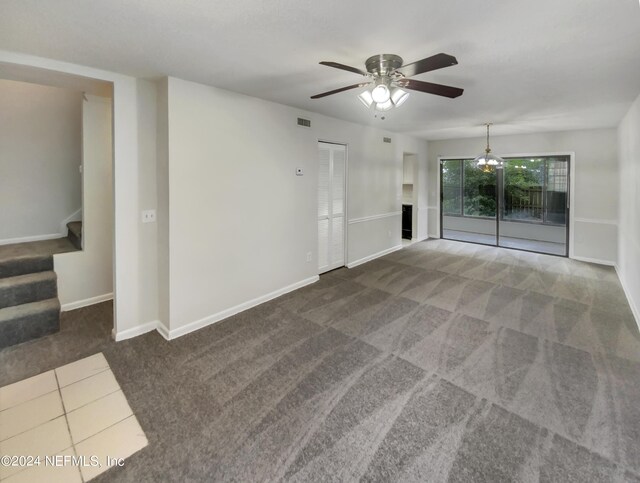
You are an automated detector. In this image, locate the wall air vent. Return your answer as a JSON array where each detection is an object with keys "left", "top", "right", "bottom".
[
  {"left": 383, "top": 137, "right": 392, "bottom": 143},
  {"left": 297, "top": 117, "right": 311, "bottom": 128}
]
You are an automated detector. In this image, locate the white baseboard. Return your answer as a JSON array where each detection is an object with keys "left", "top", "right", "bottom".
[
  {"left": 160, "top": 275, "right": 319, "bottom": 340},
  {"left": 61, "top": 293, "right": 113, "bottom": 312},
  {"left": 156, "top": 321, "right": 170, "bottom": 341},
  {"left": 615, "top": 264, "right": 640, "bottom": 331},
  {"left": 346, "top": 245, "right": 402, "bottom": 269},
  {"left": 112, "top": 320, "right": 158, "bottom": 341},
  {"left": 411, "top": 235, "right": 429, "bottom": 243},
  {"left": 0, "top": 233, "right": 64, "bottom": 246},
  {"left": 59, "top": 209, "right": 82, "bottom": 236},
  {"left": 570, "top": 255, "right": 616, "bottom": 266},
  {"left": 428, "top": 233, "right": 440, "bottom": 239}
]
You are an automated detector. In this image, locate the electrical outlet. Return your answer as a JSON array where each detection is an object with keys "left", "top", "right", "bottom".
[
  {"left": 296, "top": 167, "right": 304, "bottom": 176},
  {"left": 142, "top": 210, "right": 156, "bottom": 223},
  {"left": 306, "top": 252, "right": 312, "bottom": 262}
]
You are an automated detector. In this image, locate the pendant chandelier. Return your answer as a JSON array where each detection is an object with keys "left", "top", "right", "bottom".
[{"left": 474, "top": 123, "right": 504, "bottom": 171}]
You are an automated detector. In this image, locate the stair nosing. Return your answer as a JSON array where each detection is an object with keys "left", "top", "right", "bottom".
[
  {"left": 0, "top": 271, "right": 57, "bottom": 288},
  {"left": 0, "top": 254, "right": 52, "bottom": 263},
  {"left": 0, "top": 298, "right": 60, "bottom": 322}
]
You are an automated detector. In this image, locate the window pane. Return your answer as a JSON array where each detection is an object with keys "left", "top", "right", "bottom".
[
  {"left": 463, "top": 160, "right": 496, "bottom": 217},
  {"left": 442, "top": 160, "right": 462, "bottom": 215},
  {"left": 502, "top": 158, "right": 545, "bottom": 222},
  {"left": 545, "top": 158, "right": 568, "bottom": 225}
]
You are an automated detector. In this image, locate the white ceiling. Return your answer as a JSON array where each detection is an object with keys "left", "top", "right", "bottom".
[
  {"left": 1, "top": 0, "right": 639, "bottom": 139},
  {"left": 0, "top": 62, "right": 113, "bottom": 97}
]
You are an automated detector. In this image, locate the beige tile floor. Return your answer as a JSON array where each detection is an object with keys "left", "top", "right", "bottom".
[{"left": 0, "top": 353, "right": 147, "bottom": 482}]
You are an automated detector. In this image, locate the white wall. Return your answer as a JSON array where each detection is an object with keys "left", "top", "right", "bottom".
[
  {"left": 617, "top": 93, "right": 640, "bottom": 325},
  {"left": 156, "top": 78, "right": 170, "bottom": 330},
  {"left": 428, "top": 128, "right": 618, "bottom": 263},
  {"left": 0, "top": 79, "right": 82, "bottom": 242},
  {"left": 136, "top": 79, "right": 159, "bottom": 326},
  {"left": 157, "top": 76, "right": 428, "bottom": 337},
  {"left": 55, "top": 95, "right": 113, "bottom": 307}
]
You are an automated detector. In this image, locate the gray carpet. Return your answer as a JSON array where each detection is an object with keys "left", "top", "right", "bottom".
[
  {"left": 1, "top": 239, "right": 639, "bottom": 482},
  {"left": 0, "top": 237, "right": 78, "bottom": 262}
]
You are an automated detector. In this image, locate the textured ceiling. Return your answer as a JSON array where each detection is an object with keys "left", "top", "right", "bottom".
[{"left": 1, "top": 0, "right": 639, "bottom": 139}]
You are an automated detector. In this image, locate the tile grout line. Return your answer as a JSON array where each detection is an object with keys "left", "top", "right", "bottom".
[
  {"left": 0, "top": 368, "right": 115, "bottom": 443},
  {"left": 0, "top": 387, "right": 58, "bottom": 415},
  {"left": 54, "top": 369, "right": 85, "bottom": 483},
  {"left": 72, "top": 413, "right": 137, "bottom": 446},
  {"left": 68, "top": 397, "right": 134, "bottom": 446},
  {"left": 1, "top": 355, "right": 143, "bottom": 482},
  {"left": 0, "top": 409, "right": 65, "bottom": 443},
  {"left": 63, "top": 381, "right": 121, "bottom": 414},
  {"left": 0, "top": 365, "right": 111, "bottom": 413},
  {"left": 56, "top": 365, "right": 111, "bottom": 390},
  {"left": 0, "top": 369, "right": 58, "bottom": 413}
]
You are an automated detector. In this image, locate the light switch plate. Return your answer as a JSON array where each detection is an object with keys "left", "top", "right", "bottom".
[{"left": 296, "top": 167, "right": 304, "bottom": 176}]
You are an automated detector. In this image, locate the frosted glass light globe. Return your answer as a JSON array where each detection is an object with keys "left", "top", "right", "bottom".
[{"left": 371, "top": 84, "right": 391, "bottom": 103}]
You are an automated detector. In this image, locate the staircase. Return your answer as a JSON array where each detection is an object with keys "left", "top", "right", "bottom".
[
  {"left": 67, "top": 221, "right": 82, "bottom": 250},
  {"left": 0, "top": 255, "right": 60, "bottom": 350}
]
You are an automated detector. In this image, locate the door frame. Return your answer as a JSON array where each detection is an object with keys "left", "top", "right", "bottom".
[
  {"left": 401, "top": 152, "right": 418, "bottom": 241},
  {"left": 437, "top": 151, "right": 575, "bottom": 257},
  {"left": 317, "top": 140, "right": 348, "bottom": 273}
]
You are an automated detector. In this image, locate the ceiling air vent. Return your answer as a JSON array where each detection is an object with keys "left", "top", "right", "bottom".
[
  {"left": 297, "top": 117, "right": 311, "bottom": 128},
  {"left": 383, "top": 137, "right": 392, "bottom": 143}
]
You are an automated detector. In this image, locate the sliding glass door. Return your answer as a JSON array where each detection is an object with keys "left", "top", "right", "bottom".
[
  {"left": 440, "top": 156, "right": 569, "bottom": 256},
  {"left": 441, "top": 159, "right": 498, "bottom": 246}
]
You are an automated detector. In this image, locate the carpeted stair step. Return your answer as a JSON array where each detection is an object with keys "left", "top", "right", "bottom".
[
  {"left": 0, "top": 255, "right": 53, "bottom": 279},
  {"left": 0, "top": 298, "right": 60, "bottom": 350},
  {"left": 67, "top": 221, "right": 82, "bottom": 250},
  {"left": 0, "top": 271, "right": 57, "bottom": 309}
]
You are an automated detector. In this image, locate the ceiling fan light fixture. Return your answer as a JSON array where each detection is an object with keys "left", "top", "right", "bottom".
[
  {"left": 312, "top": 52, "right": 463, "bottom": 111},
  {"left": 390, "top": 88, "right": 409, "bottom": 107},
  {"left": 375, "top": 99, "right": 393, "bottom": 111},
  {"left": 371, "top": 83, "right": 391, "bottom": 103},
  {"left": 358, "top": 90, "right": 374, "bottom": 108}
]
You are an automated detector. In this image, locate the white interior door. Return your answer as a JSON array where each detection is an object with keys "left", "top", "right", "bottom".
[{"left": 318, "top": 142, "right": 346, "bottom": 274}]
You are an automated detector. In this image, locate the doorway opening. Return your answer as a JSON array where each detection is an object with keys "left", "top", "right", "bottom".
[
  {"left": 402, "top": 153, "right": 417, "bottom": 246},
  {"left": 318, "top": 142, "right": 346, "bottom": 274},
  {"left": 0, "top": 63, "right": 114, "bottom": 349},
  {"left": 0, "top": 79, "right": 84, "bottom": 256},
  {"left": 439, "top": 155, "right": 570, "bottom": 256}
]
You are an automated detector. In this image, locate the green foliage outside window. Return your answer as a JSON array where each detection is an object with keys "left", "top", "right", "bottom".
[
  {"left": 442, "top": 158, "right": 558, "bottom": 221},
  {"left": 502, "top": 159, "right": 545, "bottom": 221},
  {"left": 462, "top": 161, "right": 496, "bottom": 217}
]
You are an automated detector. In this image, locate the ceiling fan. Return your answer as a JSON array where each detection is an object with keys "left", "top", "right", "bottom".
[{"left": 311, "top": 53, "right": 463, "bottom": 110}]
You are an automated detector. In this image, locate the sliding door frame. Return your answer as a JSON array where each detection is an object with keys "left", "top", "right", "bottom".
[{"left": 437, "top": 152, "right": 575, "bottom": 258}]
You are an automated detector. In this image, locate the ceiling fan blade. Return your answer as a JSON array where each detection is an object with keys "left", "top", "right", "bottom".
[
  {"left": 397, "top": 53, "right": 458, "bottom": 78},
  {"left": 311, "top": 82, "right": 370, "bottom": 99},
  {"left": 319, "top": 61, "right": 369, "bottom": 77},
  {"left": 399, "top": 79, "right": 464, "bottom": 98}
]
